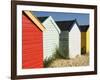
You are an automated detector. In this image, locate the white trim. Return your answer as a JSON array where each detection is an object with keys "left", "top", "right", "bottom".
[
  {"left": 49, "top": 16, "right": 61, "bottom": 34},
  {"left": 42, "top": 16, "right": 61, "bottom": 34},
  {"left": 24, "top": 11, "right": 45, "bottom": 31},
  {"left": 17, "top": 5, "right": 95, "bottom": 75}
]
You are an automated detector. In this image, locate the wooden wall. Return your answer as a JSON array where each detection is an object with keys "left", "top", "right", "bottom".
[
  {"left": 81, "top": 32, "right": 86, "bottom": 54},
  {"left": 86, "top": 30, "right": 89, "bottom": 54},
  {"left": 43, "top": 16, "right": 60, "bottom": 59},
  {"left": 59, "top": 31, "right": 69, "bottom": 58},
  {"left": 69, "top": 23, "right": 81, "bottom": 58},
  {"left": 22, "top": 13, "right": 43, "bottom": 68}
]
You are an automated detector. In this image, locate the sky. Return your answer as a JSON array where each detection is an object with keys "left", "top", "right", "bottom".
[{"left": 32, "top": 11, "right": 89, "bottom": 25}]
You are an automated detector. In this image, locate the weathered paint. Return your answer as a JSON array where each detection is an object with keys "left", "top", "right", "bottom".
[
  {"left": 69, "top": 23, "right": 81, "bottom": 58},
  {"left": 59, "top": 31, "right": 69, "bottom": 58},
  {"left": 22, "top": 13, "right": 43, "bottom": 69},
  {"left": 42, "top": 16, "right": 61, "bottom": 59}
]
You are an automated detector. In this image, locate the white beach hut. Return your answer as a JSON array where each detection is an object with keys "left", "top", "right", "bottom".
[
  {"left": 56, "top": 20, "right": 81, "bottom": 58},
  {"left": 38, "top": 16, "right": 61, "bottom": 59}
]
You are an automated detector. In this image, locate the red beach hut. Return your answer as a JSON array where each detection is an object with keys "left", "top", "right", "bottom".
[{"left": 22, "top": 11, "right": 45, "bottom": 69}]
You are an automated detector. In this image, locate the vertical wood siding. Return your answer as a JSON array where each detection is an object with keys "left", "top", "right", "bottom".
[
  {"left": 81, "top": 32, "right": 86, "bottom": 54},
  {"left": 81, "top": 30, "right": 89, "bottom": 54},
  {"left": 86, "top": 30, "right": 89, "bottom": 54},
  {"left": 69, "top": 23, "right": 81, "bottom": 58},
  {"left": 59, "top": 31, "right": 69, "bottom": 58},
  {"left": 43, "top": 17, "right": 60, "bottom": 59},
  {"left": 22, "top": 14, "right": 43, "bottom": 68}
]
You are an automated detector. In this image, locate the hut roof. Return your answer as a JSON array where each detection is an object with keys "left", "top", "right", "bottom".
[
  {"left": 37, "top": 16, "right": 48, "bottom": 23},
  {"left": 79, "top": 25, "right": 89, "bottom": 32},
  {"left": 56, "top": 20, "right": 79, "bottom": 31}
]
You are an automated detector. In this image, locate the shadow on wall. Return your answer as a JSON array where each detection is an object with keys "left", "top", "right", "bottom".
[{"left": 59, "top": 32, "right": 69, "bottom": 59}]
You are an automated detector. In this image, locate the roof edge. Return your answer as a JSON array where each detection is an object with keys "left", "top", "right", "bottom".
[
  {"left": 48, "top": 16, "right": 61, "bottom": 34},
  {"left": 23, "top": 11, "right": 46, "bottom": 31}
]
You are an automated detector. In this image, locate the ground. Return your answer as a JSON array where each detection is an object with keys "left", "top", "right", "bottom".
[{"left": 48, "top": 54, "right": 89, "bottom": 67}]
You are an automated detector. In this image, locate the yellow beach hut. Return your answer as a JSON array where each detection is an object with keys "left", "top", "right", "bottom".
[{"left": 79, "top": 25, "right": 89, "bottom": 55}]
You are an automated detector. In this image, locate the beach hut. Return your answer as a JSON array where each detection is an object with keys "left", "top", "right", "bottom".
[
  {"left": 79, "top": 25, "right": 89, "bottom": 54},
  {"left": 37, "top": 16, "right": 61, "bottom": 59},
  {"left": 56, "top": 20, "right": 81, "bottom": 58},
  {"left": 22, "top": 11, "right": 45, "bottom": 68}
]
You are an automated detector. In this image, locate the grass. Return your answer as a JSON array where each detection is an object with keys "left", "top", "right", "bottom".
[
  {"left": 53, "top": 48, "right": 67, "bottom": 59},
  {"left": 43, "top": 48, "right": 66, "bottom": 67},
  {"left": 43, "top": 55, "right": 55, "bottom": 67},
  {"left": 43, "top": 47, "right": 89, "bottom": 67},
  {"left": 49, "top": 54, "right": 89, "bottom": 67},
  {"left": 43, "top": 48, "right": 89, "bottom": 67}
]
